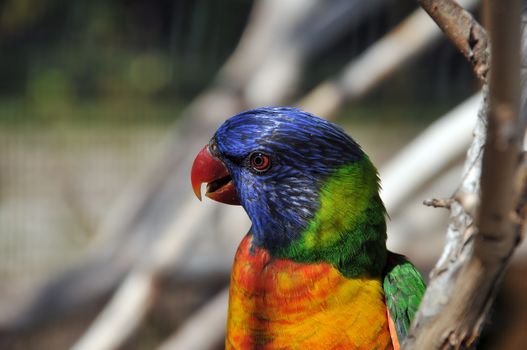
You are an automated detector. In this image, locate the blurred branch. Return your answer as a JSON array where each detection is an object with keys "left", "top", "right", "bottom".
[
  {"left": 404, "top": 0, "right": 524, "bottom": 348},
  {"left": 379, "top": 94, "right": 479, "bottom": 212},
  {"left": 238, "top": 0, "right": 388, "bottom": 106},
  {"left": 417, "top": 0, "right": 489, "bottom": 81},
  {"left": 57, "top": 161, "right": 97, "bottom": 237},
  {"left": 72, "top": 198, "right": 213, "bottom": 350},
  {"left": 157, "top": 288, "right": 229, "bottom": 350},
  {"left": 299, "top": 0, "right": 479, "bottom": 117}
]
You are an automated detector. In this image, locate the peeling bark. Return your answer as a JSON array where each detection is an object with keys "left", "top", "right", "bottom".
[
  {"left": 417, "top": 0, "right": 489, "bottom": 82},
  {"left": 404, "top": 1, "right": 524, "bottom": 349}
]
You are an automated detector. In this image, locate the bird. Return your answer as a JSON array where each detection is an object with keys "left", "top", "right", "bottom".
[{"left": 191, "top": 107, "right": 425, "bottom": 350}]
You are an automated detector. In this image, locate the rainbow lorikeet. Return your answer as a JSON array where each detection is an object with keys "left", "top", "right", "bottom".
[{"left": 191, "top": 107, "right": 425, "bottom": 349}]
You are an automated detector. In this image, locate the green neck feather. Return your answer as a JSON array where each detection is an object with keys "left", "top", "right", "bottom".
[{"left": 276, "top": 156, "right": 388, "bottom": 278}]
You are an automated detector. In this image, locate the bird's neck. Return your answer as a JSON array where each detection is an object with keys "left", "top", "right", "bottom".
[{"left": 272, "top": 157, "right": 388, "bottom": 278}]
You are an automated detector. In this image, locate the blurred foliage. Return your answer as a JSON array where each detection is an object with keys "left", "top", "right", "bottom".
[
  {"left": 0, "top": 0, "right": 477, "bottom": 128},
  {"left": 0, "top": 0, "right": 252, "bottom": 125}
]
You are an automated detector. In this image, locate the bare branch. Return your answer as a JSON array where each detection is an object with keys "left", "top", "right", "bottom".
[
  {"left": 423, "top": 198, "right": 452, "bottom": 209},
  {"left": 404, "top": 0, "right": 523, "bottom": 348},
  {"left": 476, "top": 0, "right": 522, "bottom": 261},
  {"left": 417, "top": 0, "right": 489, "bottom": 81}
]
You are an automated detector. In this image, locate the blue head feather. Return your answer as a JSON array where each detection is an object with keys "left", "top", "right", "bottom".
[{"left": 213, "top": 107, "right": 363, "bottom": 251}]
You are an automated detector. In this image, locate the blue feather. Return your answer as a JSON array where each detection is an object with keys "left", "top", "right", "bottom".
[{"left": 213, "top": 107, "right": 363, "bottom": 251}]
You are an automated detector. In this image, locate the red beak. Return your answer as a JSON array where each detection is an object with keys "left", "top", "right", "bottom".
[{"left": 190, "top": 145, "right": 240, "bottom": 205}]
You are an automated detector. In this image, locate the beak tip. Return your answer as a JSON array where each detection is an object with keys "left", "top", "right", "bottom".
[{"left": 192, "top": 182, "right": 203, "bottom": 201}]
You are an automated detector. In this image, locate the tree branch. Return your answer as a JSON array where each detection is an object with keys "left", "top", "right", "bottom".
[
  {"left": 404, "top": 0, "right": 524, "bottom": 348},
  {"left": 477, "top": 0, "right": 522, "bottom": 262},
  {"left": 423, "top": 198, "right": 452, "bottom": 209},
  {"left": 417, "top": 0, "right": 489, "bottom": 82}
]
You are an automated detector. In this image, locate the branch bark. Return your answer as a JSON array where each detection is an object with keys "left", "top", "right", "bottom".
[
  {"left": 417, "top": 0, "right": 489, "bottom": 82},
  {"left": 404, "top": 0, "right": 524, "bottom": 348}
]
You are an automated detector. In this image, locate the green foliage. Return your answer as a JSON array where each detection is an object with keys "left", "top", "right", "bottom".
[{"left": 0, "top": 0, "right": 252, "bottom": 124}]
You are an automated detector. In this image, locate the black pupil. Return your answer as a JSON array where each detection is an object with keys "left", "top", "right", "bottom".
[{"left": 254, "top": 156, "right": 263, "bottom": 166}]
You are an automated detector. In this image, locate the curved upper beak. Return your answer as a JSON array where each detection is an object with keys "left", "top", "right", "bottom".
[{"left": 190, "top": 145, "right": 240, "bottom": 205}]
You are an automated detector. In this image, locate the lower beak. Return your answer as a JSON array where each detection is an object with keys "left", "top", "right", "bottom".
[{"left": 190, "top": 145, "right": 240, "bottom": 205}]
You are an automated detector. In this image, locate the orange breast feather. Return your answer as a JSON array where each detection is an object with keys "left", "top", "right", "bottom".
[{"left": 226, "top": 235, "right": 394, "bottom": 350}]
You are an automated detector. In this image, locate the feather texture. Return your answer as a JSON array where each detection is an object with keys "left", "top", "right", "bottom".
[
  {"left": 227, "top": 234, "right": 394, "bottom": 350},
  {"left": 383, "top": 253, "right": 426, "bottom": 345},
  {"left": 195, "top": 107, "right": 427, "bottom": 349}
]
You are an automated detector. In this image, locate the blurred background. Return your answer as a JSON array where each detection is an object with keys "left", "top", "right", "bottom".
[{"left": 0, "top": 0, "right": 524, "bottom": 349}]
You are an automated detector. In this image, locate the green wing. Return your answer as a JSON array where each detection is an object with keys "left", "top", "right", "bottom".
[{"left": 383, "top": 252, "right": 426, "bottom": 343}]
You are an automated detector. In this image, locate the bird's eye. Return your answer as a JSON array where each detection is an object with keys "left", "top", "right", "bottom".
[
  {"left": 249, "top": 152, "right": 271, "bottom": 173},
  {"left": 209, "top": 140, "right": 218, "bottom": 155}
]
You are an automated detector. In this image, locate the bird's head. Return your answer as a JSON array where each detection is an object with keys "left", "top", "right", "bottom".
[{"left": 191, "top": 107, "right": 387, "bottom": 276}]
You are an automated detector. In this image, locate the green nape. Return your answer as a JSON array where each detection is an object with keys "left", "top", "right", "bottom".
[{"left": 276, "top": 155, "right": 388, "bottom": 278}]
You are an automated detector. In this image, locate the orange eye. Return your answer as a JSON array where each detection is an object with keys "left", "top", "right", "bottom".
[
  {"left": 209, "top": 140, "right": 218, "bottom": 154},
  {"left": 249, "top": 152, "right": 271, "bottom": 172}
]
